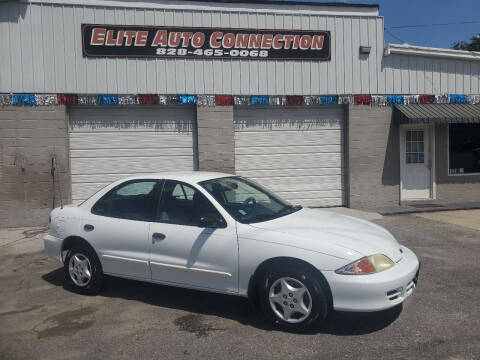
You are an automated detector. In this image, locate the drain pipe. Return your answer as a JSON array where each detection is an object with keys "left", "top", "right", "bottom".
[{"left": 51, "top": 156, "right": 56, "bottom": 209}]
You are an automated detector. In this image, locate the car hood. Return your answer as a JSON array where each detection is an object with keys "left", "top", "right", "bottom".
[{"left": 248, "top": 208, "right": 403, "bottom": 262}]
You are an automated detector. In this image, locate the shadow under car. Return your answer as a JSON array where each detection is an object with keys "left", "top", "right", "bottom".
[{"left": 42, "top": 267, "right": 402, "bottom": 335}]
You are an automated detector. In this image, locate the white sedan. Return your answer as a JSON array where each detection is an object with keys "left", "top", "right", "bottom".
[{"left": 44, "top": 172, "right": 420, "bottom": 331}]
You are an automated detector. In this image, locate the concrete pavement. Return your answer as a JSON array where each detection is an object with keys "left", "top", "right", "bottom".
[
  {"left": 0, "top": 210, "right": 479, "bottom": 360},
  {"left": 415, "top": 209, "right": 480, "bottom": 231}
]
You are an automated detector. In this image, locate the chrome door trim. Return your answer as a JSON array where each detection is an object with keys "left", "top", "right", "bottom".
[
  {"left": 149, "top": 261, "right": 232, "bottom": 278},
  {"left": 102, "top": 254, "right": 149, "bottom": 265}
]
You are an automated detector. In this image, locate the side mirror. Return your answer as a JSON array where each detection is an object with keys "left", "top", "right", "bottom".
[{"left": 197, "top": 213, "right": 225, "bottom": 228}]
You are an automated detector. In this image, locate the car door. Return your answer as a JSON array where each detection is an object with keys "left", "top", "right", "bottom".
[
  {"left": 86, "top": 179, "right": 162, "bottom": 279},
  {"left": 148, "top": 179, "right": 238, "bottom": 293}
]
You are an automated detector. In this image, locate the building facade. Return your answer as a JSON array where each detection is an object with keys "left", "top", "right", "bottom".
[{"left": 1, "top": 0, "right": 480, "bottom": 227}]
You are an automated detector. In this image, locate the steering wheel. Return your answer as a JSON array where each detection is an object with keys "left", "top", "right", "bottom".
[{"left": 242, "top": 196, "right": 257, "bottom": 211}]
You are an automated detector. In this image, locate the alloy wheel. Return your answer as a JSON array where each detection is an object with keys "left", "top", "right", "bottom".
[
  {"left": 68, "top": 253, "right": 92, "bottom": 287},
  {"left": 268, "top": 276, "right": 312, "bottom": 323}
]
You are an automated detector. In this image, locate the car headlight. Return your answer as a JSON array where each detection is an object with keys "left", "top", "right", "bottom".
[{"left": 335, "top": 254, "right": 394, "bottom": 275}]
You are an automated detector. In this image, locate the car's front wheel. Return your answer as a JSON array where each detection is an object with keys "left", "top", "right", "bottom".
[
  {"left": 258, "top": 266, "right": 330, "bottom": 331},
  {"left": 64, "top": 245, "right": 103, "bottom": 295}
]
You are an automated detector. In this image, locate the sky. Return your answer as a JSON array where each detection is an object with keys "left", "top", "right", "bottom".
[{"left": 296, "top": 0, "right": 480, "bottom": 49}]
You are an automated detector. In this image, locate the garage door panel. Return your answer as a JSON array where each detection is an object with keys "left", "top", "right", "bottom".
[
  {"left": 274, "top": 190, "right": 343, "bottom": 200},
  {"left": 235, "top": 144, "right": 342, "bottom": 155},
  {"left": 71, "top": 147, "right": 193, "bottom": 158},
  {"left": 252, "top": 176, "right": 342, "bottom": 192},
  {"left": 71, "top": 156, "right": 193, "bottom": 175},
  {"left": 235, "top": 130, "right": 342, "bottom": 146},
  {"left": 69, "top": 132, "right": 193, "bottom": 149},
  {"left": 237, "top": 168, "right": 342, "bottom": 178},
  {"left": 69, "top": 107, "right": 194, "bottom": 133},
  {"left": 234, "top": 122, "right": 342, "bottom": 132},
  {"left": 294, "top": 198, "right": 343, "bottom": 207},
  {"left": 234, "top": 106, "right": 343, "bottom": 122},
  {"left": 69, "top": 106, "right": 195, "bottom": 203},
  {"left": 69, "top": 106, "right": 192, "bottom": 119},
  {"left": 278, "top": 196, "right": 343, "bottom": 207},
  {"left": 236, "top": 153, "right": 342, "bottom": 170},
  {"left": 69, "top": 124, "right": 192, "bottom": 133},
  {"left": 72, "top": 183, "right": 110, "bottom": 202},
  {"left": 235, "top": 123, "right": 342, "bottom": 131},
  {"left": 72, "top": 173, "right": 149, "bottom": 184},
  {"left": 234, "top": 106, "right": 344, "bottom": 207}
]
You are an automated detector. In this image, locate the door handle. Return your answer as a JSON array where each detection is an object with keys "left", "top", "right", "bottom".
[{"left": 152, "top": 232, "right": 166, "bottom": 243}]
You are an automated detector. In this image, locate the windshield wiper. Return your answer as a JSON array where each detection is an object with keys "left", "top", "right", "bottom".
[
  {"left": 244, "top": 205, "right": 302, "bottom": 223},
  {"left": 276, "top": 204, "right": 302, "bottom": 215},
  {"left": 243, "top": 213, "right": 277, "bottom": 223}
]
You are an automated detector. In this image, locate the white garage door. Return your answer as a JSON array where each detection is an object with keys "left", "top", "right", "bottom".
[
  {"left": 69, "top": 106, "right": 195, "bottom": 203},
  {"left": 234, "top": 106, "right": 344, "bottom": 207}
]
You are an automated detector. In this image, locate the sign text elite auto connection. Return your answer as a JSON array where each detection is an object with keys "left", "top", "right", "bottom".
[{"left": 82, "top": 24, "right": 331, "bottom": 61}]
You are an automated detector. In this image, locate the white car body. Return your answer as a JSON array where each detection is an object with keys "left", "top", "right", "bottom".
[{"left": 44, "top": 171, "right": 419, "bottom": 312}]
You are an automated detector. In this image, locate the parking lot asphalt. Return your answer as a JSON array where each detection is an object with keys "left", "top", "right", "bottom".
[{"left": 0, "top": 211, "right": 479, "bottom": 360}]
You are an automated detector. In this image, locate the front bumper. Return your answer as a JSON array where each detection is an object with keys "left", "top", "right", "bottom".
[
  {"left": 43, "top": 234, "right": 63, "bottom": 263},
  {"left": 322, "top": 245, "right": 420, "bottom": 312}
]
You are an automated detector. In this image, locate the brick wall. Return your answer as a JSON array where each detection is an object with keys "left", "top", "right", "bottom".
[
  {"left": 348, "top": 105, "right": 400, "bottom": 209},
  {"left": 0, "top": 106, "right": 71, "bottom": 228},
  {"left": 434, "top": 124, "right": 480, "bottom": 202},
  {"left": 196, "top": 106, "right": 235, "bottom": 174}
]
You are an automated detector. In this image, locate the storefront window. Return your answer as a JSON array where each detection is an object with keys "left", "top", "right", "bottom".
[{"left": 449, "top": 124, "right": 480, "bottom": 175}]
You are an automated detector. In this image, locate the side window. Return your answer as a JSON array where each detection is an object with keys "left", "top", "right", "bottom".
[
  {"left": 92, "top": 180, "right": 159, "bottom": 221},
  {"left": 172, "top": 183, "right": 195, "bottom": 200},
  {"left": 157, "top": 180, "right": 223, "bottom": 226}
]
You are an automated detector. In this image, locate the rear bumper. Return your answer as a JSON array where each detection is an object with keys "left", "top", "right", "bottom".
[
  {"left": 43, "top": 234, "right": 63, "bottom": 263},
  {"left": 322, "top": 246, "right": 420, "bottom": 312}
]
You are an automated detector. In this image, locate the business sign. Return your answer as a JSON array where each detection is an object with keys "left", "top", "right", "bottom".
[{"left": 81, "top": 24, "right": 331, "bottom": 61}]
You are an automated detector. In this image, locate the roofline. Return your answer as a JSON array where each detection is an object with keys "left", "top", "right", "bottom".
[
  {"left": 169, "top": 0, "right": 380, "bottom": 9},
  {"left": 25, "top": 0, "right": 380, "bottom": 17},
  {"left": 385, "top": 43, "right": 480, "bottom": 61}
]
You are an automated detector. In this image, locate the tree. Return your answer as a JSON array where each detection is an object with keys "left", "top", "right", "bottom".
[{"left": 452, "top": 33, "right": 480, "bottom": 51}]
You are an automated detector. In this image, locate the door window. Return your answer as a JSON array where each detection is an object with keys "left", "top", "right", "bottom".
[
  {"left": 92, "top": 180, "right": 160, "bottom": 221},
  {"left": 406, "top": 130, "right": 424, "bottom": 164},
  {"left": 157, "top": 180, "right": 223, "bottom": 226},
  {"left": 172, "top": 183, "right": 195, "bottom": 200}
]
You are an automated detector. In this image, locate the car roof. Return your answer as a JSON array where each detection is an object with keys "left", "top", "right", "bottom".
[{"left": 119, "top": 171, "right": 234, "bottom": 184}]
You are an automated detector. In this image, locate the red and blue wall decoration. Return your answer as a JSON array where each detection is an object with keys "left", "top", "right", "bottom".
[{"left": 1, "top": 93, "right": 479, "bottom": 107}]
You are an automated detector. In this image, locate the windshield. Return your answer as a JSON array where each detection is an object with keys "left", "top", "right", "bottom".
[{"left": 199, "top": 176, "right": 301, "bottom": 223}]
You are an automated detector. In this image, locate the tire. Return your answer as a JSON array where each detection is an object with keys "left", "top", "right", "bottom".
[
  {"left": 258, "top": 265, "right": 330, "bottom": 332},
  {"left": 64, "top": 244, "right": 104, "bottom": 295}
]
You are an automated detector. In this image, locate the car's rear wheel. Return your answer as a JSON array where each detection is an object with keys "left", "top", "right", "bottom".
[
  {"left": 258, "top": 266, "right": 330, "bottom": 331},
  {"left": 64, "top": 245, "right": 103, "bottom": 295}
]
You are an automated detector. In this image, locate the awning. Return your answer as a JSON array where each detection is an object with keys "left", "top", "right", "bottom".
[{"left": 394, "top": 104, "right": 480, "bottom": 124}]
